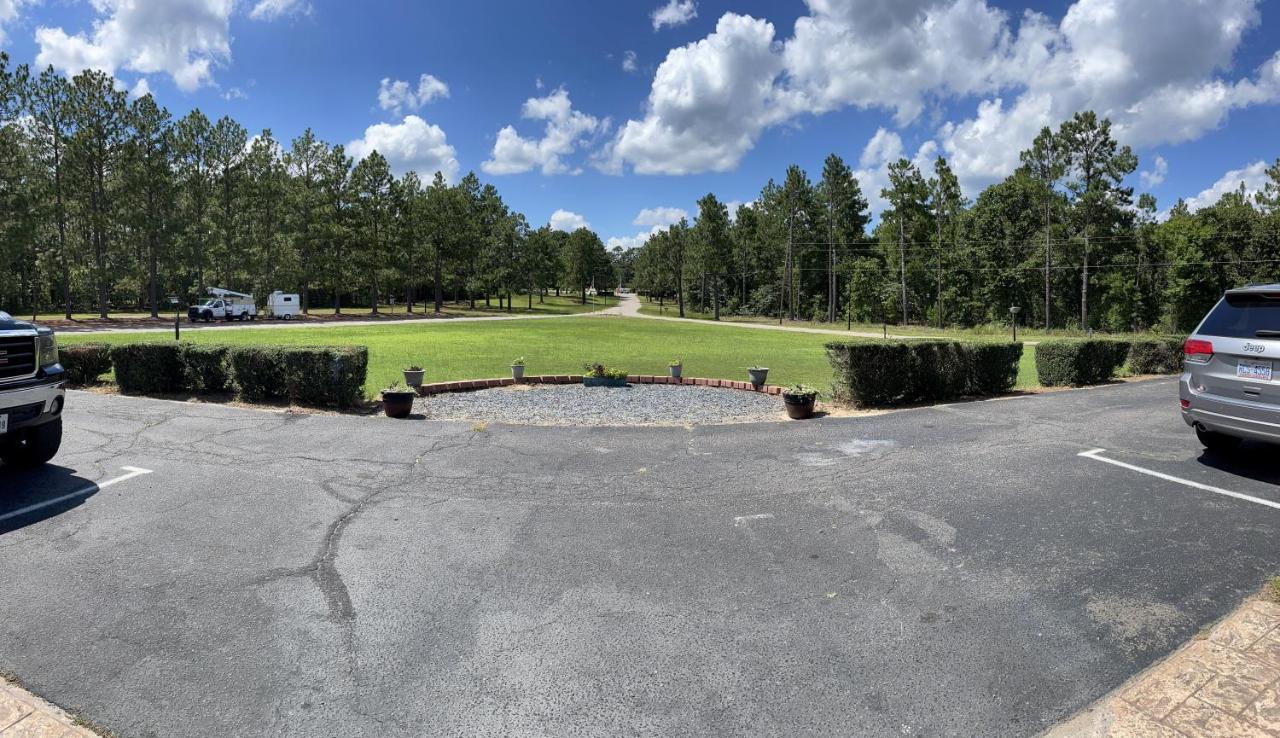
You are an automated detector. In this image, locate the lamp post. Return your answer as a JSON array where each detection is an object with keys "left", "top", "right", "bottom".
[
  {"left": 1010, "top": 305, "right": 1021, "bottom": 342},
  {"left": 170, "top": 296, "right": 181, "bottom": 341}
]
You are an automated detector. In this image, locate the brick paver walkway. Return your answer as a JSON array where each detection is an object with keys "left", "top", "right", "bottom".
[
  {"left": 0, "top": 680, "right": 98, "bottom": 738},
  {"left": 1048, "top": 595, "right": 1280, "bottom": 737}
]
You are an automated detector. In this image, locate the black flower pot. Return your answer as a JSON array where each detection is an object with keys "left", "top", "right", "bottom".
[
  {"left": 782, "top": 393, "right": 816, "bottom": 419},
  {"left": 382, "top": 391, "right": 416, "bottom": 418}
]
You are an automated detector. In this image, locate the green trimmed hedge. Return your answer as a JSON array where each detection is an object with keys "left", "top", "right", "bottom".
[
  {"left": 110, "top": 343, "right": 184, "bottom": 394},
  {"left": 282, "top": 346, "right": 368, "bottom": 409},
  {"left": 179, "top": 344, "right": 231, "bottom": 394},
  {"left": 228, "top": 346, "right": 288, "bottom": 402},
  {"left": 107, "top": 342, "right": 368, "bottom": 407},
  {"left": 1035, "top": 340, "right": 1131, "bottom": 387},
  {"left": 1127, "top": 337, "right": 1186, "bottom": 375},
  {"left": 58, "top": 343, "right": 113, "bottom": 386},
  {"left": 825, "top": 340, "right": 1023, "bottom": 407}
]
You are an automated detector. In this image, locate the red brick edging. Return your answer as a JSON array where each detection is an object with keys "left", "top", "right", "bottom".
[{"left": 415, "top": 375, "right": 785, "bottom": 396}]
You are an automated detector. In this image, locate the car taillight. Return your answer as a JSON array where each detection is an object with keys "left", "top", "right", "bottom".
[
  {"left": 1180, "top": 398, "right": 1190, "bottom": 409},
  {"left": 1184, "top": 339, "right": 1213, "bottom": 364}
]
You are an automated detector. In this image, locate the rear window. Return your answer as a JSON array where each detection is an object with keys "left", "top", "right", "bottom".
[{"left": 1197, "top": 293, "right": 1280, "bottom": 338}]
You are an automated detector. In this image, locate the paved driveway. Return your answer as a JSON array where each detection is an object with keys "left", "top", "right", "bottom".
[{"left": 0, "top": 380, "right": 1276, "bottom": 737}]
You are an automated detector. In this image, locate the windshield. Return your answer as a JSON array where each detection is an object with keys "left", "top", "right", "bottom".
[{"left": 1197, "top": 293, "right": 1280, "bottom": 338}]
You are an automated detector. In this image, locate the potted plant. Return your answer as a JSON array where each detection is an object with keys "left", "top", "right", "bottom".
[
  {"left": 748, "top": 365, "right": 769, "bottom": 387},
  {"left": 668, "top": 359, "right": 682, "bottom": 379},
  {"left": 782, "top": 383, "right": 818, "bottom": 420},
  {"left": 511, "top": 356, "right": 526, "bottom": 381},
  {"left": 403, "top": 365, "right": 425, "bottom": 387},
  {"left": 381, "top": 381, "right": 416, "bottom": 419},
  {"left": 583, "top": 362, "right": 628, "bottom": 388}
]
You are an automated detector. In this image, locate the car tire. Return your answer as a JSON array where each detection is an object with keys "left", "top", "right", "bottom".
[
  {"left": 1196, "top": 426, "right": 1242, "bottom": 453},
  {"left": 0, "top": 417, "right": 62, "bottom": 468}
]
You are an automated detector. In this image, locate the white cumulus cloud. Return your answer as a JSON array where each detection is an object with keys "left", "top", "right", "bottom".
[
  {"left": 652, "top": 0, "right": 697, "bottom": 31},
  {"left": 0, "top": 0, "right": 35, "bottom": 45},
  {"left": 549, "top": 209, "right": 590, "bottom": 232},
  {"left": 346, "top": 115, "right": 459, "bottom": 182},
  {"left": 603, "top": 13, "right": 789, "bottom": 175},
  {"left": 1180, "top": 160, "right": 1270, "bottom": 212},
  {"left": 1140, "top": 155, "right": 1168, "bottom": 189},
  {"left": 35, "top": 0, "right": 235, "bottom": 91},
  {"left": 622, "top": 50, "right": 638, "bottom": 73},
  {"left": 249, "top": 0, "right": 311, "bottom": 21},
  {"left": 633, "top": 206, "right": 688, "bottom": 227},
  {"left": 483, "top": 87, "right": 605, "bottom": 176},
  {"left": 605, "top": 0, "right": 1280, "bottom": 190},
  {"left": 378, "top": 73, "right": 449, "bottom": 116}
]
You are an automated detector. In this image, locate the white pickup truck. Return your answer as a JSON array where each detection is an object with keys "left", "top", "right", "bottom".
[
  {"left": 188, "top": 288, "right": 257, "bottom": 322},
  {"left": 0, "top": 311, "right": 65, "bottom": 467}
]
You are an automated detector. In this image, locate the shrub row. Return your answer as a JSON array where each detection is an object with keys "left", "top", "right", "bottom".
[
  {"left": 1126, "top": 337, "right": 1186, "bottom": 375},
  {"left": 1034, "top": 337, "right": 1185, "bottom": 386},
  {"left": 825, "top": 340, "right": 1023, "bottom": 407},
  {"left": 103, "top": 342, "right": 367, "bottom": 408},
  {"left": 1034, "top": 340, "right": 1130, "bottom": 387},
  {"left": 58, "top": 343, "right": 113, "bottom": 386}
]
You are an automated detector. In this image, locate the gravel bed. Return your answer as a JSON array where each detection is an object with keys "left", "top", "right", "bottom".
[{"left": 415, "top": 384, "right": 787, "bottom": 426}]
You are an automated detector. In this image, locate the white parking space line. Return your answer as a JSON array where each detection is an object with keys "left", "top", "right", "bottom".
[
  {"left": 1078, "top": 449, "right": 1280, "bottom": 511},
  {"left": 0, "top": 466, "right": 153, "bottom": 524}
]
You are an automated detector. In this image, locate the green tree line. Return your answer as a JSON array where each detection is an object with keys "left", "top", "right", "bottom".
[
  {"left": 0, "top": 57, "right": 615, "bottom": 318},
  {"left": 632, "top": 112, "right": 1280, "bottom": 332}
]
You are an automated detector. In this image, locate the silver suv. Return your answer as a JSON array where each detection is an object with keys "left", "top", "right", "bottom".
[{"left": 1180, "top": 284, "right": 1280, "bottom": 450}]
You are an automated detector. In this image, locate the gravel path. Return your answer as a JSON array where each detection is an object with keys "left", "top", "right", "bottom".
[{"left": 416, "top": 384, "right": 787, "bottom": 426}]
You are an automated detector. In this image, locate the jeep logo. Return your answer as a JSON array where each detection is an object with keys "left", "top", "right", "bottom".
[{"left": 1243, "top": 343, "right": 1266, "bottom": 354}]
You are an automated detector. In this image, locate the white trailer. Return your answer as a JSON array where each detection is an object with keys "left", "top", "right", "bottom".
[
  {"left": 266, "top": 291, "right": 301, "bottom": 320},
  {"left": 188, "top": 288, "right": 257, "bottom": 322}
]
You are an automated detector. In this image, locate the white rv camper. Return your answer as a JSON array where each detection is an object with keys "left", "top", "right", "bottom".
[{"left": 267, "top": 291, "right": 301, "bottom": 320}]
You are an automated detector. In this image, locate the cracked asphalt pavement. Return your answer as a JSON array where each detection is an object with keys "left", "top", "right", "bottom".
[{"left": 0, "top": 379, "right": 1278, "bottom": 737}]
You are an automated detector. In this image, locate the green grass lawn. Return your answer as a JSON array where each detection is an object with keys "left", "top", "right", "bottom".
[
  {"left": 62, "top": 315, "right": 847, "bottom": 398},
  {"left": 636, "top": 299, "right": 1170, "bottom": 343}
]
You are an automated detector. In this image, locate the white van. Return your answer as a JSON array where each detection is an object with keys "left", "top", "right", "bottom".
[{"left": 267, "top": 291, "right": 301, "bottom": 320}]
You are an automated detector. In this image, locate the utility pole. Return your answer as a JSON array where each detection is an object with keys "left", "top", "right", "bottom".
[
  {"left": 898, "top": 212, "right": 907, "bottom": 325},
  {"left": 934, "top": 183, "right": 943, "bottom": 329},
  {"left": 785, "top": 208, "right": 797, "bottom": 322},
  {"left": 1044, "top": 199, "right": 1051, "bottom": 331},
  {"left": 1081, "top": 198, "right": 1091, "bottom": 330},
  {"left": 827, "top": 200, "right": 836, "bottom": 323}
]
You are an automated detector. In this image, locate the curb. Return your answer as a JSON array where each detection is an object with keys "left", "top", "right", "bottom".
[{"left": 414, "top": 375, "right": 785, "bottom": 397}]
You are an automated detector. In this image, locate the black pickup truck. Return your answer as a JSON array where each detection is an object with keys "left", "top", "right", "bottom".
[{"left": 0, "top": 311, "right": 65, "bottom": 467}]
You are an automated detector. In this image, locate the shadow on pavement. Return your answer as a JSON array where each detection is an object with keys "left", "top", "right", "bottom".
[
  {"left": 0, "top": 465, "right": 101, "bottom": 534},
  {"left": 1196, "top": 442, "right": 1280, "bottom": 486}
]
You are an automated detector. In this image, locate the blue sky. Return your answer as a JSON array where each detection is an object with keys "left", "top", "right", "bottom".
[{"left": 1, "top": 0, "right": 1278, "bottom": 247}]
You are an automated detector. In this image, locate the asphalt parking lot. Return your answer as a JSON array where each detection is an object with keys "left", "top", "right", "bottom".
[{"left": 0, "top": 379, "right": 1277, "bottom": 737}]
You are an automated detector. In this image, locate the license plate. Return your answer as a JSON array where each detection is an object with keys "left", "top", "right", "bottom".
[
  {"left": 1237, "top": 359, "right": 1273, "bottom": 381},
  {"left": 0, "top": 414, "right": 6, "bottom": 434}
]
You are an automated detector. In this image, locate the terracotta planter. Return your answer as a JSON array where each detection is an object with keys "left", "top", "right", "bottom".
[
  {"left": 381, "top": 391, "right": 416, "bottom": 418},
  {"left": 403, "top": 369, "right": 425, "bottom": 387},
  {"left": 782, "top": 393, "right": 816, "bottom": 419}
]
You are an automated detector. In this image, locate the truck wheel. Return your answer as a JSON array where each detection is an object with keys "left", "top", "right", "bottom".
[
  {"left": 0, "top": 417, "right": 62, "bottom": 468},
  {"left": 238, "top": 313, "right": 246, "bottom": 322},
  {"left": 203, "top": 311, "right": 212, "bottom": 322}
]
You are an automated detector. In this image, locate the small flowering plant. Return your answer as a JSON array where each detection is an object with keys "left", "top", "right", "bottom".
[{"left": 584, "top": 362, "right": 628, "bottom": 380}]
